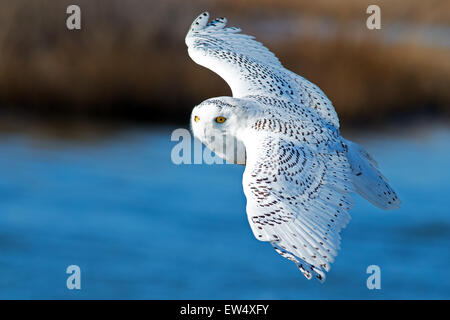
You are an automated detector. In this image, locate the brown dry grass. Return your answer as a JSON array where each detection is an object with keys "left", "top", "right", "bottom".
[
  {"left": 228, "top": 0, "right": 450, "bottom": 24},
  {"left": 0, "top": 0, "right": 448, "bottom": 125}
]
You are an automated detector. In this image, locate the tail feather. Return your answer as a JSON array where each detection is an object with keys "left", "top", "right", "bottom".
[{"left": 344, "top": 139, "right": 401, "bottom": 210}]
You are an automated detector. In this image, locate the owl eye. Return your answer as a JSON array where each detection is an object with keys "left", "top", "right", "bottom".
[
  {"left": 194, "top": 115, "right": 200, "bottom": 123},
  {"left": 215, "top": 116, "right": 226, "bottom": 123}
]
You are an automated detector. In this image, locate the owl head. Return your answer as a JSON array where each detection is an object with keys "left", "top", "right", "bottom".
[{"left": 190, "top": 96, "right": 252, "bottom": 164}]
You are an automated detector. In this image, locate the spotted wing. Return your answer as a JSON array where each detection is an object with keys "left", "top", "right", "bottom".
[
  {"left": 185, "top": 12, "right": 340, "bottom": 128},
  {"left": 242, "top": 134, "right": 354, "bottom": 281}
]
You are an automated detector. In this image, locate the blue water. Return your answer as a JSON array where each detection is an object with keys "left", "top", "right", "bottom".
[{"left": 0, "top": 123, "right": 449, "bottom": 299}]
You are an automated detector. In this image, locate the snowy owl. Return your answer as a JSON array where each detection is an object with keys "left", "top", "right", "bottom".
[{"left": 186, "top": 12, "right": 400, "bottom": 282}]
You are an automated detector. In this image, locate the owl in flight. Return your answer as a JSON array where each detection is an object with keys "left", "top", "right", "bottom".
[{"left": 186, "top": 12, "right": 400, "bottom": 282}]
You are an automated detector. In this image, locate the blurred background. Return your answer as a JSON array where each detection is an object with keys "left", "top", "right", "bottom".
[{"left": 0, "top": 0, "right": 449, "bottom": 299}]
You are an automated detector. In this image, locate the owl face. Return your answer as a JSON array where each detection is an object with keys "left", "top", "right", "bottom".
[
  {"left": 191, "top": 98, "right": 237, "bottom": 140},
  {"left": 190, "top": 97, "right": 248, "bottom": 164}
]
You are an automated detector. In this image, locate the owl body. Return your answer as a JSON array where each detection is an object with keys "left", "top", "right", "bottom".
[{"left": 186, "top": 12, "right": 400, "bottom": 281}]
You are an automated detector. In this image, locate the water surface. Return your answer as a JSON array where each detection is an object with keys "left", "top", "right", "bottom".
[{"left": 0, "top": 123, "right": 449, "bottom": 299}]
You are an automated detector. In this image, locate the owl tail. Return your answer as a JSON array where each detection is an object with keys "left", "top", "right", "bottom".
[{"left": 344, "top": 139, "right": 401, "bottom": 210}]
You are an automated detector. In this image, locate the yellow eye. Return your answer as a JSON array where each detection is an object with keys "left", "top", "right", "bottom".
[
  {"left": 215, "top": 116, "right": 226, "bottom": 123},
  {"left": 194, "top": 115, "right": 200, "bottom": 123}
]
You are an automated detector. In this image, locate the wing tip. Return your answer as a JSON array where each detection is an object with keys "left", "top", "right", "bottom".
[
  {"left": 186, "top": 12, "right": 209, "bottom": 46},
  {"left": 185, "top": 12, "right": 245, "bottom": 47},
  {"left": 378, "top": 196, "right": 402, "bottom": 210},
  {"left": 192, "top": 12, "right": 209, "bottom": 29},
  {"left": 299, "top": 264, "right": 327, "bottom": 283}
]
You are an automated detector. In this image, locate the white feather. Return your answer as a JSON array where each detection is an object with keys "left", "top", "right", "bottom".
[{"left": 186, "top": 13, "right": 401, "bottom": 282}]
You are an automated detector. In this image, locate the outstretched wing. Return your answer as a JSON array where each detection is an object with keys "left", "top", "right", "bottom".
[
  {"left": 241, "top": 133, "right": 354, "bottom": 281},
  {"left": 185, "top": 12, "right": 340, "bottom": 128}
]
